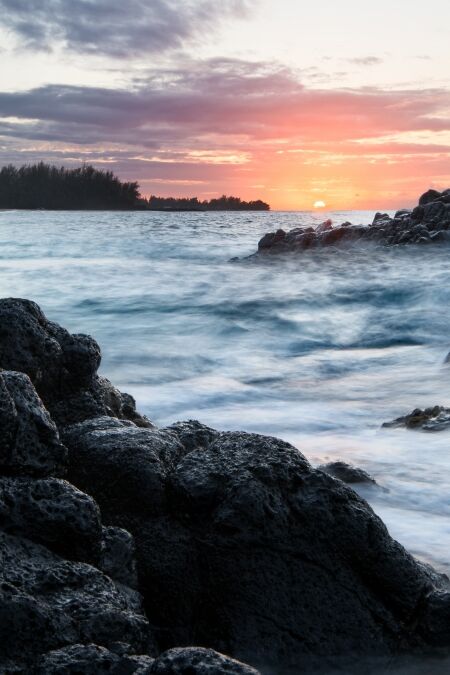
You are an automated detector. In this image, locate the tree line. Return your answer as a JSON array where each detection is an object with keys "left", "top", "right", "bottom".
[
  {"left": 0, "top": 163, "right": 270, "bottom": 211},
  {"left": 0, "top": 163, "right": 140, "bottom": 209},
  {"left": 146, "top": 195, "right": 270, "bottom": 211}
]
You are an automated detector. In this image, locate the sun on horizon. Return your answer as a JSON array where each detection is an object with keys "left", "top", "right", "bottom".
[{"left": 313, "top": 200, "right": 327, "bottom": 209}]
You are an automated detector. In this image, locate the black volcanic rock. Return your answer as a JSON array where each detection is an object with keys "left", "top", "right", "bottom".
[
  {"left": 151, "top": 647, "right": 260, "bottom": 674},
  {"left": 253, "top": 188, "right": 450, "bottom": 256},
  {"left": 0, "top": 531, "right": 154, "bottom": 671},
  {"left": 318, "top": 460, "right": 377, "bottom": 485},
  {"left": 35, "top": 644, "right": 155, "bottom": 674},
  {"left": 0, "top": 370, "right": 67, "bottom": 477},
  {"left": 0, "top": 298, "right": 153, "bottom": 428},
  {"left": 100, "top": 526, "right": 139, "bottom": 589},
  {"left": 63, "top": 418, "right": 450, "bottom": 672},
  {"left": 0, "top": 476, "right": 102, "bottom": 563},
  {"left": 383, "top": 405, "right": 450, "bottom": 431},
  {"left": 1, "top": 299, "right": 450, "bottom": 674}
]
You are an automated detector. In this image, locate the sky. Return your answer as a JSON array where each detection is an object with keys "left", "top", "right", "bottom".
[{"left": 0, "top": 0, "right": 449, "bottom": 210}]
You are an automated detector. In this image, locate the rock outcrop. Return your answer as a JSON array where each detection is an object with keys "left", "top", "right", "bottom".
[
  {"left": 254, "top": 188, "right": 450, "bottom": 255},
  {"left": 383, "top": 405, "right": 450, "bottom": 431},
  {"left": 0, "top": 298, "right": 449, "bottom": 674},
  {"left": 0, "top": 298, "right": 153, "bottom": 428},
  {"left": 318, "top": 460, "right": 377, "bottom": 485}
]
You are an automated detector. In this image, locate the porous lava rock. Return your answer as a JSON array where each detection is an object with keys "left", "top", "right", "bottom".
[
  {"left": 0, "top": 370, "right": 67, "bottom": 476},
  {"left": 318, "top": 460, "right": 377, "bottom": 485},
  {"left": 63, "top": 418, "right": 450, "bottom": 673},
  {"left": 0, "top": 298, "right": 153, "bottom": 428}
]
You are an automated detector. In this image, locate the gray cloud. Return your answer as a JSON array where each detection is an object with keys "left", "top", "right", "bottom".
[
  {"left": 0, "top": 0, "right": 253, "bottom": 57},
  {"left": 347, "top": 56, "right": 383, "bottom": 66}
]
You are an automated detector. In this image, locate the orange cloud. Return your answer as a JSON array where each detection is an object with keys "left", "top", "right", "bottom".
[{"left": 0, "top": 58, "right": 449, "bottom": 209}]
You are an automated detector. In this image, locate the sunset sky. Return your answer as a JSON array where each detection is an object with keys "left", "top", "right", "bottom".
[{"left": 0, "top": 0, "right": 449, "bottom": 209}]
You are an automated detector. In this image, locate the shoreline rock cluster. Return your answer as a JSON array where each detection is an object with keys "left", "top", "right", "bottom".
[
  {"left": 0, "top": 298, "right": 449, "bottom": 673},
  {"left": 255, "top": 188, "right": 450, "bottom": 255}
]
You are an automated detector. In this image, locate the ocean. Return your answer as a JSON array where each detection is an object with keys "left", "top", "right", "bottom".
[{"left": 1, "top": 208, "right": 449, "bottom": 575}]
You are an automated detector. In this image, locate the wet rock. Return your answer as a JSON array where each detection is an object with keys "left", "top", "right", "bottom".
[
  {"left": 383, "top": 406, "right": 450, "bottom": 431},
  {"left": 0, "top": 370, "right": 67, "bottom": 477},
  {"left": 316, "top": 218, "right": 333, "bottom": 233},
  {"left": 0, "top": 531, "right": 154, "bottom": 671},
  {"left": 0, "top": 298, "right": 153, "bottom": 428},
  {"left": 318, "top": 461, "right": 376, "bottom": 485},
  {"left": 0, "top": 476, "right": 102, "bottom": 562},
  {"left": 151, "top": 647, "right": 260, "bottom": 674},
  {"left": 257, "top": 229, "right": 286, "bottom": 251},
  {"left": 62, "top": 421, "right": 450, "bottom": 672},
  {"left": 35, "top": 644, "right": 155, "bottom": 674},
  {"left": 100, "top": 526, "right": 139, "bottom": 589},
  {"left": 250, "top": 188, "right": 450, "bottom": 256}
]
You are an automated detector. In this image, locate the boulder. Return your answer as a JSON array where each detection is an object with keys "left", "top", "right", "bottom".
[
  {"left": 62, "top": 420, "right": 450, "bottom": 672},
  {"left": 0, "top": 476, "right": 102, "bottom": 563},
  {"left": 0, "top": 298, "right": 153, "bottom": 428},
  {"left": 419, "top": 189, "right": 442, "bottom": 206},
  {"left": 318, "top": 461, "right": 377, "bottom": 485},
  {"left": 151, "top": 647, "right": 260, "bottom": 674},
  {"left": 0, "top": 370, "right": 67, "bottom": 477},
  {"left": 36, "top": 644, "right": 155, "bottom": 674},
  {"left": 0, "top": 531, "right": 154, "bottom": 671}
]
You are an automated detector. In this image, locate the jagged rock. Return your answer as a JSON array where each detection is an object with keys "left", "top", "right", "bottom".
[
  {"left": 383, "top": 406, "right": 450, "bottom": 431},
  {"left": 35, "top": 644, "right": 155, "bottom": 674},
  {"left": 0, "top": 476, "right": 102, "bottom": 563},
  {"left": 318, "top": 461, "right": 377, "bottom": 485},
  {"left": 0, "top": 298, "right": 153, "bottom": 428},
  {"left": 0, "top": 531, "right": 154, "bottom": 671},
  {"left": 100, "top": 526, "right": 139, "bottom": 589},
  {"left": 0, "top": 370, "right": 67, "bottom": 477},
  {"left": 62, "top": 419, "right": 450, "bottom": 672},
  {"left": 151, "top": 647, "right": 260, "bottom": 674},
  {"left": 254, "top": 189, "right": 450, "bottom": 256}
]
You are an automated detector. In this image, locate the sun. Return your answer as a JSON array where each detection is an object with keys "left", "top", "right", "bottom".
[{"left": 313, "top": 200, "right": 326, "bottom": 209}]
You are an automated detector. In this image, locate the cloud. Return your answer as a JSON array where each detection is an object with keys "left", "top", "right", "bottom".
[
  {"left": 0, "top": 58, "right": 449, "bottom": 207},
  {"left": 346, "top": 56, "right": 383, "bottom": 66},
  {"left": 0, "top": 0, "right": 253, "bottom": 57},
  {"left": 0, "top": 59, "right": 449, "bottom": 147}
]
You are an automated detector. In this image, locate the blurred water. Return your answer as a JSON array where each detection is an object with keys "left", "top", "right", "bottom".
[{"left": 0, "top": 209, "right": 449, "bottom": 574}]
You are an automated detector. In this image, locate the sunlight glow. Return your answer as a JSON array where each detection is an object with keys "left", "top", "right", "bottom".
[{"left": 313, "top": 200, "right": 326, "bottom": 208}]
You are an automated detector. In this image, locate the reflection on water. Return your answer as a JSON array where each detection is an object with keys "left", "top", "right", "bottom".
[{"left": 0, "top": 209, "right": 449, "bottom": 573}]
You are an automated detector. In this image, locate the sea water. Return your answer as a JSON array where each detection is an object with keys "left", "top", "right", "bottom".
[{"left": 1, "top": 209, "right": 449, "bottom": 575}]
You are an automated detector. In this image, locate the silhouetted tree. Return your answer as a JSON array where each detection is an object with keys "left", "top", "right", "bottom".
[{"left": 0, "top": 163, "right": 140, "bottom": 209}]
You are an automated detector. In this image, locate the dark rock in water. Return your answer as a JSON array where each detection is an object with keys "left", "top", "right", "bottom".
[
  {"left": 63, "top": 417, "right": 450, "bottom": 672},
  {"left": 318, "top": 460, "right": 376, "bottom": 485},
  {"left": 0, "top": 298, "right": 154, "bottom": 428},
  {"left": 0, "top": 476, "right": 102, "bottom": 563},
  {"left": 36, "top": 643, "right": 155, "bottom": 674},
  {"left": 253, "top": 188, "right": 450, "bottom": 256},
  {"left": 151, "top": 647, "right": 260, "bottom": 674},
  {"left": 100, "top": 526, "right": 139, "bottom": 589},
  {"left": 0, "top": 370, "right": 67, "bottom": 477},
  {"left": 0, "top": 531, "right": 154, "bottom": 671},
  {"left": 383, "top": 406, "right": 450, "bottom": 431}
]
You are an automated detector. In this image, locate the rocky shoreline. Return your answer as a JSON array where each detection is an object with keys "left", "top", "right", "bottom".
[
  {"left": 253, "top": 188, "right": 450, "bottom": 256},
  {"left": 0, "top": 298, "right": 449, "bottom": 674}
]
